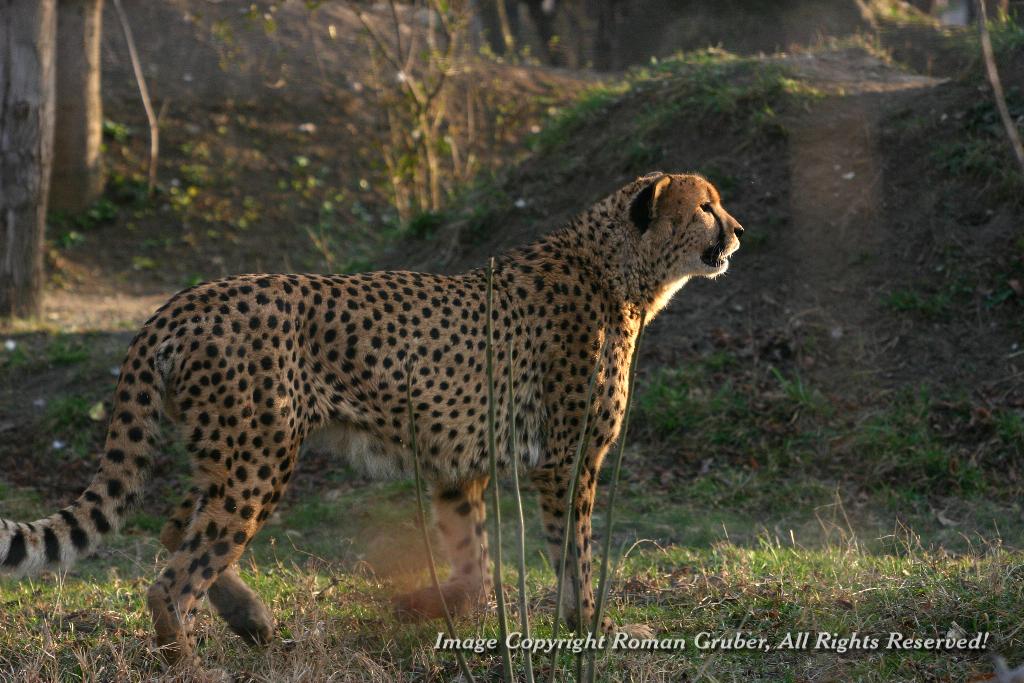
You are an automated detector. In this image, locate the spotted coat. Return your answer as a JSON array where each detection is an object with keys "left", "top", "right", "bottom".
[{"left": 0, "top": 172, "right": 744, "bottom": 666}]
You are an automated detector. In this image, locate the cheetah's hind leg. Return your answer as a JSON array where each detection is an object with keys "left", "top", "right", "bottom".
[
  {"left": 393, "top": 476, "right": 492, "bottom": 620},
  {"left": 159, "top": 489, "right": 275, "bottom": 646}
]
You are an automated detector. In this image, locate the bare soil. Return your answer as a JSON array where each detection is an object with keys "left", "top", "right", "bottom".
[
  {"left": 1, "top": 7, "right": 1021, "bottom": 516},
  {"left": 385, "top": 46, "right": 1022, "bottom": 402}
]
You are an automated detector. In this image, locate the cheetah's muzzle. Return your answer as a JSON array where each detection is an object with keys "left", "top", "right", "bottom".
[{"left": 701, "top": 221, "right": 728, "bottom": 267}]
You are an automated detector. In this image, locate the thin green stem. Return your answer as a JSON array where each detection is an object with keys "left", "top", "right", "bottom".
[
  {"left": 548, "top": 339, "right": 607, "bottom": 683},
  {"left": 586, "top": 311, "right": 647, "bottom": 683},
  {"left": 485, "top": 258, "right": 513, "bottom": 683},
  {"left": 406, "top": 370, "right": 475, "bottom": 683},
  {"left": 508, "top": 350, "right": 535, "bottom": 683},
  {"left": 574, "top": 530, "right": 584, "bottom": 682}
]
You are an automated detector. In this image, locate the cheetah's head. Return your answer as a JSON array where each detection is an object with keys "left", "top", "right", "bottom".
[{"left": 629, "top": 172, "right": 744, "bottom": 283}]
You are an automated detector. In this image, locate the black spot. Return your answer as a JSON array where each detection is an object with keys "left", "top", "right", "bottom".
[
  {"left": 90, "top": 508, "right": 111, "bottom": 534},
  {"left": 44, "top": 527, "right": 60, "bottom": 563},
  {"left": 3, "top": 530, "right": 26, "bottom": 567},
  {"left": 70, "top": 528, "right": 89, "bottom": 551}
]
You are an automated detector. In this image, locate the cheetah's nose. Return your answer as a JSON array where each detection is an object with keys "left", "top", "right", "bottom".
[{"left": 733, "top": 223, "right": 744, "bottom": 238}]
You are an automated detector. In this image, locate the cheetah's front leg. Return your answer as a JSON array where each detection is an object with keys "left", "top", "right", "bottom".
[
  {"left": 532, "top": 466, "right": 606, "bottom": 633},
  {"left": 393, "top": 475, "right": 492, "bottom": 620},
  {"left": 533, "top": 465, "right": 656, "bottom": 640}
]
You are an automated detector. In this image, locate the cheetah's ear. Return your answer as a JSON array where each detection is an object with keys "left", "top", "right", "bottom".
[{"left": 629, "top": 175, "right": 672, "bottom": 234}]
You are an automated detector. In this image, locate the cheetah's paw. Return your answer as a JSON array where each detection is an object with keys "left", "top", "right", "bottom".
[{"left": 612, "top": 622, "right": 657, "bottom": 640}]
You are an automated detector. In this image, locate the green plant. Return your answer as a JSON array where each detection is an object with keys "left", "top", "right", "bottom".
[
  {"left": 528, "top": 49, "right": 819, "bottom": 171},
  {"left": 43, "top": 395, "right": 104, "bottom": 458},
  {"left": 49, "top": 198, "right": 118, "bottom": 237},
  {"left": 131, "top": 255, "right": 158, "bottom": 271},
  {"left": 45, "top": 336, "right": 89, "bottom": 365},
  {"left": 57, "top": 230, "right": 86, "bottom": 249},
  {"left": 850, "top": 389, "right": 984, "bottom": 494},
  {"left": 929, "top": 86, "right": 1024, "bottom": 204},
  {"left": 102, "top": 118, "right": 131, "bottom": 143},
  {"left": 407, "top": 210, "right": 445, "bottom": 239},
  {"left": 179, "top": 163, "right": 213, "bottom": 187},
  {"left": 995, "top": 410, "right": 1024, "bottom": 457},
  {"left": 484, "top": 260, "right": 513, "bottom": 683},
  {"left": 883, "top": 287, "right": 957, "bottom": 320},
  {"left": 1, "top": 344, "right": 29, "bottom": 370},
  {"left": 529, "top": 82, "right": 629, "bottom": 151},
  {"left": 770, "top": 367, "right": 831, "bottom": 416},
  {"left": 107, "top": 171, "right": 150, "bottom": 205}
]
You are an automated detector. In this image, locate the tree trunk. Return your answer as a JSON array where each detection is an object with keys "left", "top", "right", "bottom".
[
  {"left": 0, "top": 0, "right": 57, "bottom": 319},
  {"left": 50, "top": 0, "right": 105, "bottom": 213}
]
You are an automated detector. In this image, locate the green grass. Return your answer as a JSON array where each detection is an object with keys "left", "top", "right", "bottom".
[
  {"left": 45, "top": 335, "right": 90, "bottom": 366},
  {"left": 529, "top": 81, "right": 631, "bottom": 151},
  {"left": 633, "top": 353, "right": 1023, "bottom": 502},
  {"left": 931, "top": 123, "right": 1024, "bottom": 206},
  {"left": 529, "top": 49, "right": 821, "bottom": 157},
  {"left": 883, "top": 288, "right": 958, "bottom": 320},
  {"left": 3, "top": 351, "right": 1020, "bottom": 680},
  {"left": 919, "top": 17, "right": 1024, "bottom": 205},
  {"left": 1, "top": 343, "right": 30, "bottom": 370},
  {"left": 1, "top": 473, "right": 1021, "bottom": 681},
  {"left": 3, "top": 337, "right": 1023, "bottom": 678},
  {"left": 986, "top": 15, "right": 1024, "bottom": 57},
  {"left": 851, "top": 390, "right": 986, "bottom": 495},
  {"left": 42, "top": 395, "right": 105, "bottom": 459}
]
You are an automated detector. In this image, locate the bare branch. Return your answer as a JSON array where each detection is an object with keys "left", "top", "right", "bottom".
[
  {"left": 111, "top": 0, "right": 159, "bottom": 197},
  {"left": 386, "top": 0, "right": 406, "bottom": 65},
  {"left": 353, "top": 10, "right": 425, "bottom": 108},
  {"left": 975, "top": 0, "right": 1024, "bottom": 178}
]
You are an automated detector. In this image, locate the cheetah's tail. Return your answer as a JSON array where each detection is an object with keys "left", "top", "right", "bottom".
[{"left": 0, "top": 329, "right": 168, "bottom": 576}]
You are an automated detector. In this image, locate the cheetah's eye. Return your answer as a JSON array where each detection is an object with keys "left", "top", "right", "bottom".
[{"left": 699, "top": 202, "right": 713, "bottom": 214}]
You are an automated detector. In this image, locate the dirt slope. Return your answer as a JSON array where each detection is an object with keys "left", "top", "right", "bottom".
[
  {"left": 3, "top": 23, "right": 1022, "bottom": 512},
  {"left": 382, "top": 45, "right": 1022, "bottom": 401}
]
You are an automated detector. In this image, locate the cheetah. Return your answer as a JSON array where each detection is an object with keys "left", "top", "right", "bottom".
[{"left": 0, "top": 172, "right": 743, "bottom": 667}]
